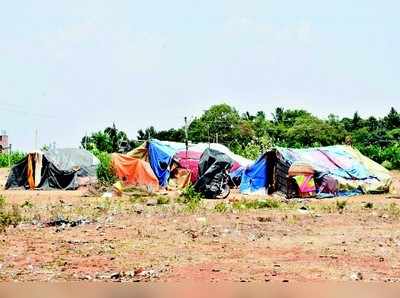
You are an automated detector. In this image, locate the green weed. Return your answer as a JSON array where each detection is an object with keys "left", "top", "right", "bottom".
[
  {"left": 157, "top": 196, "right": 170, "bottom": 205},
  {"left": 214, "top": 202, "right": 229, "bottom": 213},
  {"left": 336, "top": 200, "right": 347, "bottom": 213},
  {"left": 0, "top": 196, "right": 22, "bottom": 232}
]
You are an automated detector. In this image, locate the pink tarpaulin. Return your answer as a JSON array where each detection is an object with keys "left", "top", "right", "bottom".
[{"left": 174, "top": 150, "right": 202, "bottom": 183}]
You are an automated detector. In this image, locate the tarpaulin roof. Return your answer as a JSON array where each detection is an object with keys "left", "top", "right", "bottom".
[
  {"left": 44, "top": 148, "right": 99, "bottom": 177},
  {"left": 111, "top": 153, "right": 159, "bottom": 189},
  {"left": 276, "top": 145, "right": 390, "bottom": 181},
  {"left": 240, "top": 154, "right": 268, "bottom": 195},
  {"left": 189, "top": 143, "right": 252, "bottom": 169}
]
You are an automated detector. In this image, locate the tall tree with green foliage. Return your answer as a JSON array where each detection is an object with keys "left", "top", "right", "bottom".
[{"left": 83, "top": 105, "right": 400, "bottom": 170}]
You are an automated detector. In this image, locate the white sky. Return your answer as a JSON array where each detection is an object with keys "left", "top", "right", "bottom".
[{"left": 1, "top": 0, "right": 399, "bottom": 150}]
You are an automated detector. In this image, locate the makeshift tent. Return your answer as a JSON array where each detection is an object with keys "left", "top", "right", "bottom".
[
  {"left": 111, "top": 153, "right": 159, "bottom": 189},
  {"left": 128, "top": 139, "right": 252, "bottom": 187},
  {"left": 194, "top": 149, "right": 234, "bottom": 198},
  {"left": 240, "top": 153, "right": 268, "bottom": 195},
  {"left": 243, "top": 145, "right": 393, "bottom": 198},
  {"left": 6, "top": 151, "right": 80, "bottom": 190},
  {"left": 5, "top": 149, "right": 99, "bottom": 190}
]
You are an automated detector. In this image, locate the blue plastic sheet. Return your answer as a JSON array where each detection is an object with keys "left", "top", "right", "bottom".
[
  {"left": 240, "top": 154, "right": 268, "bottom": 193},
  {"left": 148, "top": 140, "right": 177, "bottom": 187}
]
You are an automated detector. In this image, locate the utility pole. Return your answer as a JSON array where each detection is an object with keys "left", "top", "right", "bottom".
[{"left": 184, "top": 116, "right": 189, "bottom": 157}]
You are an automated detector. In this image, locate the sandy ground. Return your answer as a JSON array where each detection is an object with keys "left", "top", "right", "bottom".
[{"left": 0, "top": 169, "right": 399, "bottom": 282}]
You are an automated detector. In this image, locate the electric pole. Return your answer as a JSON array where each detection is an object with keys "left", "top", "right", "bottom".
[{"left": 184, "top": 116, "right": 189, "bottom": 157}]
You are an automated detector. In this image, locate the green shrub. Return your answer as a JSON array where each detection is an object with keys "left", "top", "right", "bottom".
[
  {"left": 91, "top": 149, "right": 116, "bottom": 185},
  {"left": 180, "top": 186, "right": 203, "bottom": 204},
  {"left": 214, "top": 202, "right": 229, "bottom": 213},
  {"left": 382, "top": 143, "right": 400, "bottom": 169},
  {"left": 232, "top": 199, "right": 281, "bottom": 210},
  {"left": 157, "top": 196, "right": 170, "bottom": 205},
  {"left": 358, "top": 142, "right": 400, "bottom": 170},
  {"left": 0, "top": 152, "right": 25, "bottom": 168},
  {"left": 385, "top": 202, "right": 400, "bottom": 219},
  {"left": 381, "top": 160, "right": 394, "bottom": 170},
  {"left": 179, "top": 186, "right": 203, "bottom": 212},
  {"left": 336, "top": 200, "right": 347, "bottom": 212},
  {"left": 0, "top": 196, "right": 22, "bottom": 232}
]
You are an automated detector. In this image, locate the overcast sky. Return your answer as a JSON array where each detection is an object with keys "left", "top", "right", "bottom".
[{"left": 1, "top": 0, "right": 399, "bottom": 150}]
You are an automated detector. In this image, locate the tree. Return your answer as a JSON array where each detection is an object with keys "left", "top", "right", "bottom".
[
  {"left": 105, "top": 123, "right": 129, "bottom": 152},
  {"left": 82, "top": 124, "right": 129, "bottom": 153},
  {"left": 383, "top": 107, "right": 400, "bottom": 130},
  {"left": 137, "top": 126, "right": 157, "bottom": 140},
  {"left": 286, "top": 115, "right": 345, "bottom": 147},
  {"left": 366, "top": 116, "right": 379, "bottom": 131},
  {"left": 272, "top": 107, "right": 284, "bottom": 124},
  {"left": 188, "top": 104, "right": 241, "bottom": 145}
]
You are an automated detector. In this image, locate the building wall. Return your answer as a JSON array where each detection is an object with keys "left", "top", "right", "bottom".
[{"left": 0, "top": 135, "right": 9, "bottom": 152}]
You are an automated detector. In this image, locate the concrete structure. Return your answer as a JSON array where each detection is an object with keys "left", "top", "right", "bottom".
[{"left": 0, "top": 131, "right": 9, "bottom": 153}]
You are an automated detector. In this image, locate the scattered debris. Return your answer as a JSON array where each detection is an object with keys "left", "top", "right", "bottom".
[
  {"left": 256, "top": 216, "right": 272, "bottom": 223},
  {"left": 146, "top": 199, "right": 158, "bottom": 206},
  {"left": 101, "top": 192, "right": 113, "bottom": 198},
  {"left": 350, "top": 272, "right": 363, "bottom": 281},
  {"left": 95, "top": 267, "right": 163, "bottom": 282},
  {"left": 45, "top": 218, "right": 93, "bottom": 229},
  {"left": 385, "top": 196, "right": 400, "bottom": 200}
]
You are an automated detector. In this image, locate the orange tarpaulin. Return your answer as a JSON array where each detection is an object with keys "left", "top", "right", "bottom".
[{"left": 111, "top": 153, "right": 159, "bottom": 189}]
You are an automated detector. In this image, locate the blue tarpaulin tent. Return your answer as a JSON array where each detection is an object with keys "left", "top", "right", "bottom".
[
  {"left": 148, "top": 140, "right": 177, "bottom": 187},
  {"left": 240, "top": 154, "right": 268, "bottom": 194}
]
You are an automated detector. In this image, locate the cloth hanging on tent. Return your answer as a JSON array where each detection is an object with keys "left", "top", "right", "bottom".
[
  {"left": 318, "top": 175, "right": 338, "bottom": 195},
  {"left": 168, "top": 168, "right": 192, "bottom": 189},
  {"left": 27, "top": 154, "right": 35, "bottom": 190},
  {"left": 294, "top": 175, "right": 316, "bottom": 195}
]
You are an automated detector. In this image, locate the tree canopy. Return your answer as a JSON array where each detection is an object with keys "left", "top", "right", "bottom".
[{"left": 81, "top": 104, "right": 400, "bottom": 169}]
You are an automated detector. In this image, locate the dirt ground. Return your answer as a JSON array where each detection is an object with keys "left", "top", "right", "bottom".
[{"left": 0, "top": 169, "right": 400, "bottom": 282}]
